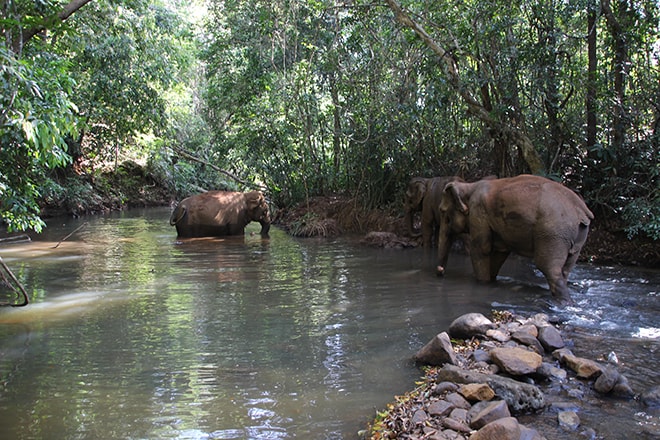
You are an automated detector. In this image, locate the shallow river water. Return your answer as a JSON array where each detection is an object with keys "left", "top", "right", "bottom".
[{"left": 0, "top": 207, "right": 658, "bottom": 439}]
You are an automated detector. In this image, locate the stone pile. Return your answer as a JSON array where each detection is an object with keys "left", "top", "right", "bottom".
[{"left": 366, "top": 311, "right": 638, "bottom": 440}]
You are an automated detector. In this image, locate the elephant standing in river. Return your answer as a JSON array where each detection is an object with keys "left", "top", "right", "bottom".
[
  {"left": 169, "top": 190, "right": 271, "bottom": 238},
  {"left": 403, "top": 176, "right": 464, "bottom": 248},
  {"left": 436, "top": 175, "right": 593, "bottom": 303}
]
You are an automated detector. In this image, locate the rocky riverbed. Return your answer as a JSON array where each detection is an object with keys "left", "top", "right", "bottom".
[{"left": 361, "top": 311, "right": 660, "bottom": 440}]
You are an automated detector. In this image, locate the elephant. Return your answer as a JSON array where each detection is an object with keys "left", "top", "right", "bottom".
[
  {"left": 403, "top": 176, "right": 464, "bottom": 248},
  {"left": 169, "top": 190, "right": 271, "bottom": 238},
  {"left": 436, "top": 174, "right": 593, "bottom": 303}
]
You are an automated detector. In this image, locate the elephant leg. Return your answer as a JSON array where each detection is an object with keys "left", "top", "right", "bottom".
[
  {"left": 469, "top": 251, "right": 492, "bottom": 282},
  {"left": 421, "top": 220, "right": 434, "bottom": 249},
  {"left": 489, "top": 251, "right": 510, "bottom": 280},
  {"left": 535, "top": 251, "right": 575, "bottom": 304}
]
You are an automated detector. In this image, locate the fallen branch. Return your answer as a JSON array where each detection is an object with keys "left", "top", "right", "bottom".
[
  {"left": 170, "top": 147, "right": 268, "bottom": 192},
  {"left": 0, "top": 256, "right": 29, "bottom": 307},
  {"left": 53, "top": 222, "right": 88, "bottom": 249},
  {"left": 0, "top": 234, "right": 31, "bottom": 245}
]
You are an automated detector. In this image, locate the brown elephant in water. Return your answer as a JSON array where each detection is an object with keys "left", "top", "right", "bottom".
[
  {"left": 169, "top": 190, "right": 271, "bottom": 238},
  {"left": 436, "top": 174, "right": 593, "bottom": 303},
  {"left": 403, "top": 176, "right": 464, "bottom": 248}
]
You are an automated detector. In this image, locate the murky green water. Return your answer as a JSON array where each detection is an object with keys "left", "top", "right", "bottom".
[{"left": 0, "top": 208, "right": 658, "bottom": 439}]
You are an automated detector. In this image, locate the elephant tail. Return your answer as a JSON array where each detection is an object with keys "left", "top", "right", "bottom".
[{"left": 169, "top": 205, "right": 187, "bottom": 226}]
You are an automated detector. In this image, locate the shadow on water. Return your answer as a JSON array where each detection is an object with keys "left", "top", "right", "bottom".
[{"left": 0, "top": 207, "right": 658, "bottom": 439}]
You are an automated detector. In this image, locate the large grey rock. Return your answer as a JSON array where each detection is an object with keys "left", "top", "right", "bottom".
[
  {"left": 449, "top": 313, "right": 496, "bottom": 339},
  {"left": 537, "top": 325, "right": 564, "bottom": 351},
  {"left": 435, "top": 364, "right": 546, "bottom": 413},
  {"left": 641, "top": 385, "right": 660, "bottom": 407}
]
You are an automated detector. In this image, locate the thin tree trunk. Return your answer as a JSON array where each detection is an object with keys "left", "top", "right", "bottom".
[{"left": 586, "top": 2, "right": 598, "bottom": 149}]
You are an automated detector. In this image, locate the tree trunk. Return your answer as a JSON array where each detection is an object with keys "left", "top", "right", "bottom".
[
  {"left": 586, "top": 2, "right": 598, "bottom": 150},
  {"left": 601, "top": 0, "right": 628, "bottom": 151},
  {"left": 384, "top": 0, "right": 545, "bottom": 175}
]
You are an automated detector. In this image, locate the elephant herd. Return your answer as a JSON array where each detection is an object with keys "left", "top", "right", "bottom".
[
  {"left": 170, "top": 174, "right": 593, "bottom": 304},
  {"left": 404, "top": 174, "right": 593, "bottom": 304}
]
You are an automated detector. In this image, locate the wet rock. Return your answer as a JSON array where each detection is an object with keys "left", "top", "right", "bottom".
[
  {"left": 490, "top": 347, "right": 543, "bottom": 376},
  {"left": 537, "top": 325, "right": 565, "bottom": 351},
  {"left": 553, "top": 349, "right": 603, "bottom": 379},
  {"left": 449, "top": 313, "right": 496, "bottom": 339},
  {"left": 436, "top": 364, "right": 546, "bottom": 413},
  {"left": 536, "top": 362, "right": 567, "bottom": 381},
  {"left": 641, "top": 385, "right": 660, "bottom": 407},
  {"left": 459, "top": 383, "right": 495, "bottom": 402},
  {"left": 611, "top": 374, "right": 634, "bottom": 398},
  {"left": 414, "top": 332, "right": 458, "bottom": 366},
  {"left": 468, "top": 416, "right": 521, "bottom": 440},
  {"left": 468, "top": 399, "right": 511, "bottom": 430},
  {"left": 593, "top": 366, "right": 619, "bottom": 393},
  {"left": 519, "top": 425, "right": 546, "bottom": 440},
  {"left": 578, "top": 427, "right": 597, "bottom": 439},
  {"left": 558, "top": 410, "right": 580, "bottom": 431}
]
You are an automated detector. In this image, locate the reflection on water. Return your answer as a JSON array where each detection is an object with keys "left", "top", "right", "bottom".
[{"left": 0, "top": 207, "right": 658, "bottom": 439}]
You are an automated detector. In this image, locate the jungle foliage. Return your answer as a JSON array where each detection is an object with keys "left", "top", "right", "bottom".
[{"left": 0, "top": 0, "right": 659, "bottom": 240}]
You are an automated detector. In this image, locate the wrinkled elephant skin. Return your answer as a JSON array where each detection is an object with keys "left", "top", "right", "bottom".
[
  {"left": 437, "top": 175, "right": 593, "bottom": 303},
  {"left": 403, "top": 176, "right": 464, "bottom": 248},
  {"left": 169, "top": 190, "right": 271, "bottom": 238}
]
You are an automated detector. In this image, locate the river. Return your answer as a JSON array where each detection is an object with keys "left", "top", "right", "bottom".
[{"left": 0, "top": 207, "right": 658, "bottom": 439}]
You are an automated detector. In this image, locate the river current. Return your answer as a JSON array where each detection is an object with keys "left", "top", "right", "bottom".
[{"left": 0, "top": 207, "right": 658, "bottom": 439}]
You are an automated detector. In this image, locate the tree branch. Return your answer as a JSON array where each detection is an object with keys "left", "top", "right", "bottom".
[{"left": 12, "top": 0, "right": 94, "bottom": 54}]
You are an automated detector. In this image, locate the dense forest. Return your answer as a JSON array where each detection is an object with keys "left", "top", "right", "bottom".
[{"left": 1, "top": 0, "right": 658, "bottom": 244}]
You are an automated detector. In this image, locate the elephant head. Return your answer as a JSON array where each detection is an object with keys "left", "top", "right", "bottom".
[
  {"left": 437, "top": 180, "right": 472, "bottom": 274},
  {"left": 403, "top": 177, "right": 428, "bottom": 237},
  {"left": 245, "top": 191, "right": 271, "bottom": 237}
]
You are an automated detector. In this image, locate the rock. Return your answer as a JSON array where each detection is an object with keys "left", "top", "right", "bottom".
[
  {"left": 468, "top": 417, "right": 521, "bottom": 440},
  {"left": 445, "top": 392, "right": 472, "bottom": 410},
  {"left": 436, "top": 364, "right": 546, "bottom": 413},
  {"left": 558, "top": 410, "right": 580, "bottom": 431},
  {"left": 486, "top": 328, "right": 511, "bottom": 342},
  {"left": 519, "top": 425, "right": 546, "bottom": 440},
  {"left": 428, "top": 400, "right": 455, "bottom": 417},
  {"left": 468, "top": 400, "right": 511, "bottom": 430},
  {"left": 554, "top": 349, "right": 603, "bottom": 379},
  {"left": 442, "top": 416, "right": 472, "bottom": 433},
  {"left": 449, "top": 313, "right": 496, "bottom": 339},
  {"left": 471, "top": 349, "right": 491, "bottom": 363},
  {"left": 516, "top": 324, "right": 539, "bottom": 338},
  {"left": 593, "top": 367, "right": 619, "bottom": 393},
  {"left": 459, "top": 383, "right": 495, "bottom": 402},
  {"left": 641, "top": 385, "right": 660, "bottom": 407},
  {"left": 536, "top": 362, "right": 567, "bottom": 381},
  {"left": 537, "top": 325, "right": 565, "bottom": 351},
  {"left": 433, "top": 381, "right": 460, "bottom": 396},
  {"left": 511, "top": 331, "right": 544, "bottom": 354},
  {"left": 490, "top": 347, "right": 543, "bottom": 376},
  {"left": 611, "top": 374, "right": 634, "bottom": 398},
  {"left": 414, "top": 332, "right": 458, "bottom": 366},
  {"left": 412, "top": 408, "right": 428, "bottom": 425},
  {"left": 449, "top": 407, "right": 469, "bottom": 424}
]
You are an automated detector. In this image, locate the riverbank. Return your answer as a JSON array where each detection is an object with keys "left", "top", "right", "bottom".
[{"left": 359, "top": 310, "right": 660, "bottom": 439}]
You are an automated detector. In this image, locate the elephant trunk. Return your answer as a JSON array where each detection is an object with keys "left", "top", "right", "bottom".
[
  {"left": 436, "top": 224, "right": 453, "bottom": 276},
  {"left": 259, "top": 220, "right": 271, "bottom": 237}
]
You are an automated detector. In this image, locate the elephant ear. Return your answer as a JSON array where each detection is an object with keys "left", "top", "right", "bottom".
[
  {"left": 407, "top": 179, "right": 427, "bottom": 206},
  {"left": 443, "top": 182, "right": 469, "bottom": 214}
]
